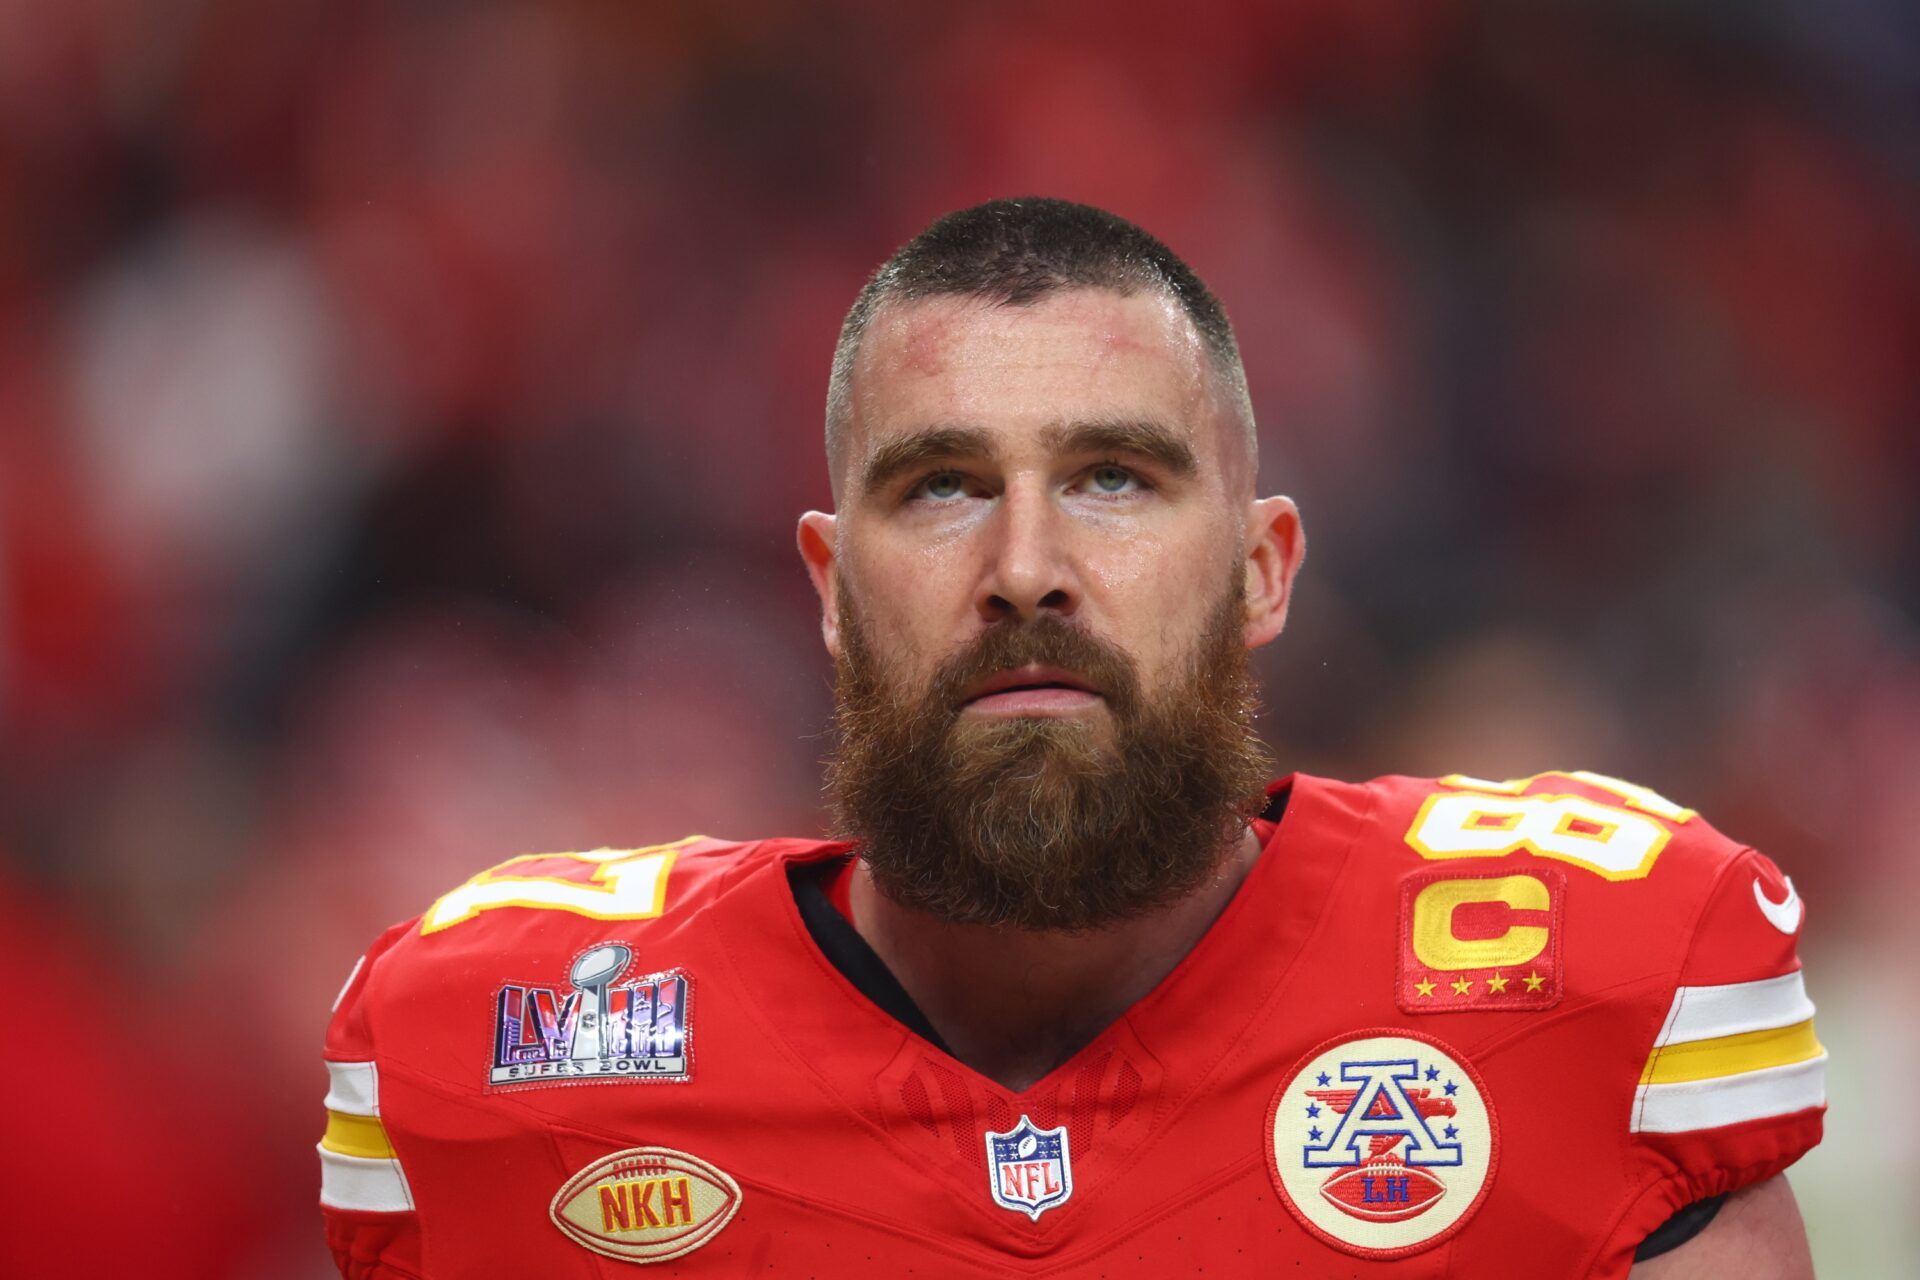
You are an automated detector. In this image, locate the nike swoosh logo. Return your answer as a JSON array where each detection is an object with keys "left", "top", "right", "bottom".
[{"left": 1753, "top": 875, "right": 1803, "bottom": 934}]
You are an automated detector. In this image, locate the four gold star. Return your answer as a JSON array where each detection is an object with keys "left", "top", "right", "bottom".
[{"left": 1412, "top": 970, "right": 1549, "bottom": 999}]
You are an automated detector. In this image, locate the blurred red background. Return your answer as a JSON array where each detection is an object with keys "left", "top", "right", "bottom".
[{"left": 0, "top": 1, "right": 1911, "bottom": 1275}]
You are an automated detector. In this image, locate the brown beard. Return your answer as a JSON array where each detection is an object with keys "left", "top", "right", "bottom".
[{"left": 824, "top": 578, "right": 1273, "bottom": 932}]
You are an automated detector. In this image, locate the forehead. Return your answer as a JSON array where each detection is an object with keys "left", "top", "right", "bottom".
[{"left": 842, "top": 287, "right": 1221, "bottom": 470}]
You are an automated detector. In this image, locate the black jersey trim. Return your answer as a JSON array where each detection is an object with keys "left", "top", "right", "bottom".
[
  {"left": 787, "top": 858, "right": 952, "bottom": 1054},
  {"left": 1633, "top": 1193, "right": 1728, "bottom": 1261}
]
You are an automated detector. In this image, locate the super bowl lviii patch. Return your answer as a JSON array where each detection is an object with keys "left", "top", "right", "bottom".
[
  {"left": 985, "top": 1115, "right": 1073, "bottom": 1220},
  {"left": 491, "top": 942, "right": 690, "bottom": 1088},
  {"left": 1266, "top": 1030, "right": 1497, "bottom": 1259},
  {"left": 550, "top": 1147, "right": 741, "bottom": 1264}
]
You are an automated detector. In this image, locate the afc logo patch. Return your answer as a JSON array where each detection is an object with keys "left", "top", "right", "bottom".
[
  {"left": 1266, "top": 1030, "right": 1498, "bottom": 1259},
  {"left": 1398, "top": 866, "right": 1563, "bottom": 1013}
]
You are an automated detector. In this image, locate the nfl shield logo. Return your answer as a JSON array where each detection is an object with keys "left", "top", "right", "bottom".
[{"left": 984, "top": 1115, "right": 1073, "bottom": 1220}]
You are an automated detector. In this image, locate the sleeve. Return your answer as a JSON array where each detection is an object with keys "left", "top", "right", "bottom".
[
  {"left": 320, "top": 921, "right": 425, "bottom": 1280},
  {"left": 1627, "top": 846, "right": 1826, "bottom": 1208}
]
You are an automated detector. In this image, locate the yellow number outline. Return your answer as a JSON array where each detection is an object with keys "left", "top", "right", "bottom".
[
  {"left": 1440, "top": 770, "right": 1696, "bottom": 822},
  {"left": 420, "top": 836, "right": 700, "bottom": 934},
  {"left": 1406, "top": 790, "right": 1672, "bottom": 881}
]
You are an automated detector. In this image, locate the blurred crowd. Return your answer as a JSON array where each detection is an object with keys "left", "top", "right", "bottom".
[{"left": 0, "top": 1, "right": 1912, "bottom": 1275}]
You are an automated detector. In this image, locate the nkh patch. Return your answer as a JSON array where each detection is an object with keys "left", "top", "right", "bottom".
[
  {"left": 1398, "top": 866, "right": 1564, "bottom": 1013},
  {"left": 490, "top": 942, "right": 690, "bottom": 1089},
  {"left": 1266, "top": 1030, "right": 1498, "bottom": 1259},
  {"left": 985, "top": 1115, "right": 1073, "bottom": 1220},
  {"left": 550, "top": 1147, "right": 740, "bottom": 1264}
]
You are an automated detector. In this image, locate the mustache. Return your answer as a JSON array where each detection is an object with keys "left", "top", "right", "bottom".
[
  {"left": 921, "top": 615, "right": 1143, "bottom": 721},
  {"left": 825, "top": 577, "right": 1271, "bottom": 932}
]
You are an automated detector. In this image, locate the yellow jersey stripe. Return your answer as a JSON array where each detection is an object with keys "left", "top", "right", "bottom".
[
  {"left": 1631, "top": 1053, "right": 1827, "bottom": 1133},
  {"left": 321, "top": 1109, "right": 396, "bottom": 1160},
  {"left": 1640, "top": 1018, "right": 1822, "bottom": 1085}
]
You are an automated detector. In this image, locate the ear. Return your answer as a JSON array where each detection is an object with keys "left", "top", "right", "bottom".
[
  {"left": 796, "top": 511, "right": 842, "bottom": 658},
  {"left": 1241, "top": 495, "right": 1305, "bottom": 649}
]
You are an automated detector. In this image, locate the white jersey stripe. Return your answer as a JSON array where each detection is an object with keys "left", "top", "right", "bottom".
[
  {"left": 1654, "top": 971, "right": 1814, "bottom": 1047},
  {"left": 319, "top": 1144, "right": 415, "bottom": 1212},
  {"left": 1631, "top": 1052, "right": 1827, "bottom": 1134},
  {"left": 324, "top": 1060, "right": 381, "bottom": 1117}
]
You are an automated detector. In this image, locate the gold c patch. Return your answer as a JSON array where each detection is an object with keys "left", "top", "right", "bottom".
[
  {"left": 1397, "top": 866, "right": 1564, "bottom": 1013},
  {"left": 550, "top": 1146, "right": 741, "bottom": 1264}
]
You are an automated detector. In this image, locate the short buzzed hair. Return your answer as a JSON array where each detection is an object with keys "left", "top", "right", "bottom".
[{"left": 825, "top": 197, "right": 1256, "bottom": 480}]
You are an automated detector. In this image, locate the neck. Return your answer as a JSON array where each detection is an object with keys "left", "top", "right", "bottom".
[{"left": 847, "top": 826, "right": 1265, "bottom": 1092}]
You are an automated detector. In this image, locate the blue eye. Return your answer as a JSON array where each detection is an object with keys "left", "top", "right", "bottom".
[
  {"left": 1088, "top": 465, "right": 1140, "bottom": 494},
  {"left": 915, "top": 472, "right": 967, "bottom": 501}
]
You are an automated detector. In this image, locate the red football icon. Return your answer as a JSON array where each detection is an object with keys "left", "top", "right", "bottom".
[{"left": 1319, "top": 1159, "right": 1446, "bottom": 1223}]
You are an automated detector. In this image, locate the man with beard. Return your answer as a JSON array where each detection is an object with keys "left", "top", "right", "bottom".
[{"left": 319, "top": 199, "right": 1822, "bottom": 1278}]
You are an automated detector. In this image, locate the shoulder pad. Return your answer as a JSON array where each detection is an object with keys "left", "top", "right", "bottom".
[
  {"left": 1388, "top": 769, "right": 1735, "bottom": 883},
  {"left": 413, "top": 834, "right": 769, "bottom": 939},
  {"left": 1383, "top": 771, "right": 1824, "bottom": 1234}
]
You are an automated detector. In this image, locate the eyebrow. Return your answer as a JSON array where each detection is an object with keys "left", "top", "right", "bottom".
[
  {"left": 1040, "top": 419, "right": 1196, "bottom": 478},
  {"left": 857, "top": 418, "right": 1197, "bottom": 498},
  {"left": 858, "top": 426, "right": 995, "bottom": 497}
]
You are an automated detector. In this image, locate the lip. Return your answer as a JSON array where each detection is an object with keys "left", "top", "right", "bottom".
[{"left": 960, "top": 664, "right": 1102, "bottom": 710}]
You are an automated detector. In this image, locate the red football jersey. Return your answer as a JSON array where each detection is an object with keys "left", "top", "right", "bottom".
[{"left": 319, "top": 771, "right": 1825, "bottom": 1277}]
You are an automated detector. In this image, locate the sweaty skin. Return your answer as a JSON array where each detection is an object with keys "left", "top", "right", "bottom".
[{"left": 796, "top": 284, "right": 1810, "bottom": 1275}]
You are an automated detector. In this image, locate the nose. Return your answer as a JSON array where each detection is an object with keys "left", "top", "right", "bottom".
[{"left": 975, "top": 485, "right": 1079, "bottom": 624}]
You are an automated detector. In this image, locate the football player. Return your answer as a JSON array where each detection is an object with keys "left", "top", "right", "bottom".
[{"left": 320, "top": 199, "right": 1822, "bottom": 1276}]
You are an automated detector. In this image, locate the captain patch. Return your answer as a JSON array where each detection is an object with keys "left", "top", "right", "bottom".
[{"left": 1398, "top": 867, "right": 1563, "bottom": 1013}]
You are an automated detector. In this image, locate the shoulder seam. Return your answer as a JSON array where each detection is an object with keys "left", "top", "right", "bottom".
[
  {"left": 1669, "top": 845, "right": 1760, "bottom": 982},
  {"left": 1628, "top": 846, "right": 1757, "bottom": 1136}
]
